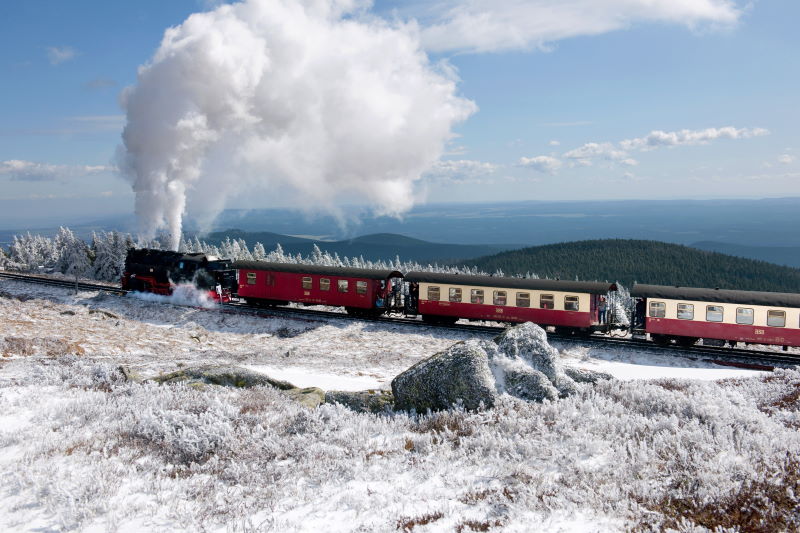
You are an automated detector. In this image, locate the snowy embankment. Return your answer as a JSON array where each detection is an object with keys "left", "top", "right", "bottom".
[{"left": 1, "top": 280, "right": 798, "bottom": 532}]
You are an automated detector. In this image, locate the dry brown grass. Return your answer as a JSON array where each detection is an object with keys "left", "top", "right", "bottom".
[
  {"left": 643, "top": 456, "right": 800, "bottom": 532},
  {"left": 396, "top": 511, "right": 444, "bottom": 531},
  {"left": 454, "top": 519, "right": 503, "bottom": 532},
  {"left": 2, "top": 336, "right": 85, "bottom": 357}
]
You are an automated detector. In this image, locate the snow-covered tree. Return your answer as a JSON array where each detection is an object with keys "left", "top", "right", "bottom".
[
  {"left": 54, "top": 227, "right": 78, "bottom": 274},
  {"left": 92, "top": 231, "right": 130, "bottom": 282},
  {"left": 236, "top": 239, "right": 252, "bottom": 260},
  {"left": 9, "top": 233, "right": 56, "bottom": 272},
  {"left": 252, "top": 242, "right": 266, "bottom": 261},
  {"left": 62, "top": 233, "right": 92, "bottom": 293},
  {"left": 311, "top": 244, "right": 323, "bottom": 265}
]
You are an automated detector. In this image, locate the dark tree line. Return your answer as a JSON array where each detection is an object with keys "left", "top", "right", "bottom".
[{"left": 463, "top": 239, "right": 800, "bottom": 293}]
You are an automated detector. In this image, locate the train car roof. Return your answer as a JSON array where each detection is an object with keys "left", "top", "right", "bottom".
[
  {"left": 631, "top": 283, "right": 800, "bottom": 308},
  {"left": 126, "top": 248, "right": 209, "bottom": 265},
  {"left": 233, "top": 260, "right": 403, "bottom": 281},
  {"left": 404, "top": 271, "right": 616, "bottom": 295}
]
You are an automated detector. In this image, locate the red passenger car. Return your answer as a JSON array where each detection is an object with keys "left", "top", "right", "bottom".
[
  {"left": 632, "top": 284, "right": 800, "bottom": 348},
  {"left": 405, "top": 271, "right": 616, "bottom": 332},
  {"left": 234, "top": 261, "right": 403, "bottom": 316}
]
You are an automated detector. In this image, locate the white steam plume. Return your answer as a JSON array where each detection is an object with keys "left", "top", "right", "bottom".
[{"left": 117, "top": 0, "right": 475, "bottom": 249}]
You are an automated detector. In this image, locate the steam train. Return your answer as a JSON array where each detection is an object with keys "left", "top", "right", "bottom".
[
  {"left": 121, "top": 249, "right": 237, "bottom": 302},
  {"left": 122, "top": 249, "right": 800, "bottom": 350}
]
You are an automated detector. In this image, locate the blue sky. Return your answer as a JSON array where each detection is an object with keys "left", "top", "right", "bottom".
[{"left": 1, "top": 0, "right": 798, "bottom": 230}]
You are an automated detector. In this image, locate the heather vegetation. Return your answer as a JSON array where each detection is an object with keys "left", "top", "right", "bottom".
[{"left": 2, "top": 356, "right": 799, "bottom": 531}]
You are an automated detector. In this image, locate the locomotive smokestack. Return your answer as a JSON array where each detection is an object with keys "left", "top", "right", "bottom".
[{"left": 116, "top": 0, "right": 475, "bottom": 250}]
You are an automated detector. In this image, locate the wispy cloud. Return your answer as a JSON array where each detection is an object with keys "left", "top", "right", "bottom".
[
  {"left": 778, "top": 154, "right": 796, "bottom": 165},
  {"left": 521, "top": 125, "right": 767, "bottom": 174},
  {"left": 419, "top": 0, "right": 743, "bottom": 53},
  {"left": 620, "top": 127, "right": 769, "bottom": 151},
  {"left": 424, "top": 159, "right": 499, "bottom": 183},
  {"left": 46, "top": 46, "right": 77, "bottom": 65},
  {"left": 518, "top": 155, "right": 561, "bottom": 174},
  {"left": 0, "top": 160, "right": 115, "bottom": 182}
]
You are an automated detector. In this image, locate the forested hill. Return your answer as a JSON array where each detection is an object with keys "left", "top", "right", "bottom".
[{"left": 462, "top": 239, "right": 800, "bottom": 293}]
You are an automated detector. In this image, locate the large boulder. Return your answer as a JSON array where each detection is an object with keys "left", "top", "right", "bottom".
[
  {"left": 392, "top": 340, "right": 497, "bottom": 412},
  {"left": 392, "top": 322, "right": 612, "bottom": 412}
]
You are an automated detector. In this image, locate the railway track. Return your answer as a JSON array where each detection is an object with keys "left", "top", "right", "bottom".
[{"left": 2, "top": 270, "right": 799, "bottom": 369}]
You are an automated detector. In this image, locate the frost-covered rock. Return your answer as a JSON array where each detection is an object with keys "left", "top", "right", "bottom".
[
  {"left": 284, "top": 387, "right": 325, "bottom": 409},
  {"left": 392, "top": 322, "right": 609, "bottom": 412},
  {"left": 151, "top": 365, "right": 325, "bottom": 408},
  {"left": 152, "top": 365, "right": 295, "bottom": 390},
  {"left": 494, "top": 322, "right": 560, "bottom": 382},
  {"left": 491, "top": 322, "right": 579, "bottom": 399},
  {"left": 325, "top": 390, "right": 394, "bottom": 413},
  {"left": 392, "top": 340, "right": 497, "bottom": 412},
  {"left": 564, "top": 366, "right": 614, "bottom": 384}
]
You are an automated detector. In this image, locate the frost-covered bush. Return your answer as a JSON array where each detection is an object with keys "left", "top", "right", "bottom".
[{"left": 4, "top": 357, "right": 800, "bottom": 531}]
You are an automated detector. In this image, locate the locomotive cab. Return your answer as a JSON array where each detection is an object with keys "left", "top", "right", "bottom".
[{"left": 121, "top": 249, "right": 237, "bottom": 303}]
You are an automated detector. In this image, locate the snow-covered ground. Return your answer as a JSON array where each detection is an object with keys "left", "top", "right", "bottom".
[{"left": 1, "top": 279, "right": 798, "bottom": 532}]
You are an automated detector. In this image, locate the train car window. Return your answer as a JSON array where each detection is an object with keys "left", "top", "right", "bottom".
[
  {"left": 564, "top": 296, "right": 579, "bottom": 311},
  {"left": 428, "top": 286, "right": 440, "bottom": 301},
  {"left": 736, "top": 307, "right": 754, "bottom": 325},
  {"left": 493, "top": 291, "right": 507, "bottom": 306},
  {"left": 516, "top": 292, "right": 530, "bottom": 307},
  {"left": 649, "top": 301, "right": 666, "bottom": 318},
  {"left": 266, "top": 274, "right": 275, "bottom": 286},
  {"left": 471, "top": 289, "right": 484, "bottom": 304},
  {"left": 767, "top": 310, "right": 786, "bottom": 327},
  {"left": 449, "top": 288, "right": 462, "bottom": 302},
  {"left": 677, "top": 303, "right": 694, "bottom": 320},
  {"left": 356, "top": 281, "right": 368, "bottom": 294},
  {"left": 706, "top": 305, "right": 724, "bottom": 322},
  {"left": 338, "top": 280, "right": 349, "bottom": 293},
  {"left": 302, "top": 277, "right": 312, "bottom": 289},
  {"left": 320, "top": 278, "right": 330, "bottom": 291},
  {"left": 246, "top": 272, "right": 257, "bottom": 285},
  {"left": 540, "top": 294, "right": 554, "bottom": 309}
]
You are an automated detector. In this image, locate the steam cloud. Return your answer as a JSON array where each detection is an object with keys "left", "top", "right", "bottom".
[{"left": 117, "top": 0, "right": 475, "bottom": 249}]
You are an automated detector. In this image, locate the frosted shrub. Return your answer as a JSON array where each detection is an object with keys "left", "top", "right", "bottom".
[{"left": 4, "top": 358, "right": 800, "bottom": 531}]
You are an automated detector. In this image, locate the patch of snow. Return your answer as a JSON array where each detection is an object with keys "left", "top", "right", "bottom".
[{"left": 245, "top": 365, "right": 388, "bottom": 391}]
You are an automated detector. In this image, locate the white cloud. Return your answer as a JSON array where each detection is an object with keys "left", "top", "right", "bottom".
[
  {"left": 518, "top": 155, "right": 562, "bottom": 174},
  {"left": 620, "top": 126, "right": 769, "bottom": 151},
  {"left": 563, "top": 142, "right": 628, "bottom": 164},
  {"left": 548, "top": 125, "right": 765, "bottom": 170},
  {"left": 0, "top": 160, "right": 114, "bottom": 182},
  {"left": 425, "top": 159, "right": 499, "bottom": 182},
  {"left": 778, "top": 154, "right": 796, "bottom": 165},
  {"left": 548, "top": 140, "right": 560, "bottom": 147},
  {"left": 419, "top": 0, "right": 743, "bottom": 53},
  {"left": 46, "top": 46, "right": 77, "bottom": 65}
]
